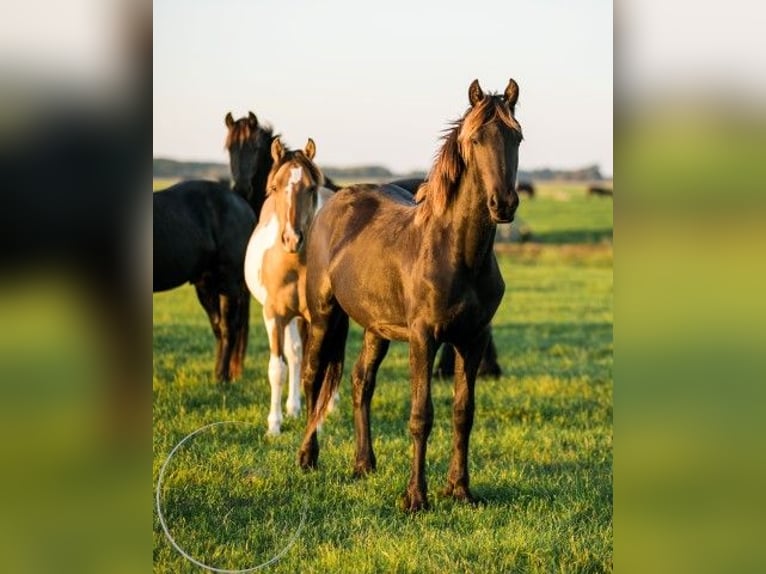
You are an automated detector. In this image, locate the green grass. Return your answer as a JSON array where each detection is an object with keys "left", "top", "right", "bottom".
[{"left": 153, "top": 190, "right": 613, "bottom": 573}]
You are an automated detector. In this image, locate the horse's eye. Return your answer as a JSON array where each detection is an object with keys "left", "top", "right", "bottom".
[{"left": 470, "top": 136, "right": 480, "bottom": 145}]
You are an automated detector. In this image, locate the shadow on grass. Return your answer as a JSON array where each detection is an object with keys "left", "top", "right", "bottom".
[{"left": 530, "top": 227, "right": 613, "bottom": 244}]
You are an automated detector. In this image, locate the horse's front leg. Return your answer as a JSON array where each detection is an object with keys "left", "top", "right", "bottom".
[
  {"left": 282, "top": 317, "right": 303, "bottom": 418},
  {"left": 263, "top": 308, "right": 286, "bottom": 435},
  {"left": 402, "top": 324, "right": 436, "bottom": 512},
  {"left": 444, "top": 327, "right": 490, "bottom": 504}
]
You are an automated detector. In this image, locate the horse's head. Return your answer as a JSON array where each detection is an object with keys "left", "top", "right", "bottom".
[
  {"left": 225, "top": 111, "right": 271, "bottom": 206},
  {"left": 459, "top": 79, "right": 523, "bottom": 223},
  {"left": 267, "top": 137, "right": 324, "bottom": 253}
]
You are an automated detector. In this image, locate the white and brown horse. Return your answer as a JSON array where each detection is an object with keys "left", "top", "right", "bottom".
[{"left": 244, "top": 137, "right": 335, "bottom": 434}]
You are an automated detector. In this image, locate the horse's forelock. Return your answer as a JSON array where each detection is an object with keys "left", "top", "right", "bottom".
[
  {"left": 458, "top": 95, "right": 522, "bottom": 147},
  {"left": 266, "top": 148, "right": 324, "bottom": 196}
]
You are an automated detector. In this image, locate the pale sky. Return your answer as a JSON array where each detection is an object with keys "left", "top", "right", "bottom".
[{"left": 154, "top": 0, "right": 613, "bottom": 176}]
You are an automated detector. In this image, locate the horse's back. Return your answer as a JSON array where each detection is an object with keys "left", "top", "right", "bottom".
[
  {"left": 306, "top": 185, "right": 419, "bottom": 340},
  {"left": 153, "top": 180, "right": 256, "bottom": 292}
]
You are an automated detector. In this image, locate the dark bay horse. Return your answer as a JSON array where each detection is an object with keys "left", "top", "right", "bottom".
[
  {"left": 243, "top": 137, "right": 335, "bottom": 434},
  {"left": 388, "top": 177, "right": 504, "bottom": 380},
  {"left": 153, "top": 180, "right": 256, "bottom": 382},
  {"left": 298, "top": 78, "right": 523, "bottom": 511}
]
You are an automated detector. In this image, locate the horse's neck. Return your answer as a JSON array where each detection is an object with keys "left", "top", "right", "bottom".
[
  {"left": 251, "top": 155, "right": 273, "bottom": 211},
  {"left": 439, "top": 176, "right": 496, "bottom": 271}
]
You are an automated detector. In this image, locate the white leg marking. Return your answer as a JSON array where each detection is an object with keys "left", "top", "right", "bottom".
[
  {"left": 264, "top": 313, "right": 285, "bottom": 435},
  {"left": 283, "top": 319, "right": 303, "bottom": 418}
]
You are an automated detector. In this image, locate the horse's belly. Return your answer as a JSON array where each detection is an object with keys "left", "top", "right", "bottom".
[{"left": 366, "top": 321, "right": 409, "bottom": 342}]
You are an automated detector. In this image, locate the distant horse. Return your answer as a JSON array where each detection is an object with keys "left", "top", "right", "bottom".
[
  {"left": 388, "top": 177, "right": 504, "bottom": 380},
  {"left": 587, "top": 185, "right": 613, "bottom": 197},
  {"left": 517, "top": 180, "right": 535, "bottom": 198},
  {"left": 298, "top": 78, "right": 523, "bottom": 512},
  {"left": 153, "top": 180, "right": 256, "bottom": 382},
  {"left": 243, "top": 137, "right": 335, "bottom": 435}
]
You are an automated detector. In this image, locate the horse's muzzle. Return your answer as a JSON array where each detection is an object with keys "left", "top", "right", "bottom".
[{"left": 488, "top": 192, "right": 518, "bottom": 223}]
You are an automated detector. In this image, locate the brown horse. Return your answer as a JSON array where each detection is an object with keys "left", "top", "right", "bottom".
[
  {"left": 244, "top": 137, "right": 334, "bottom": 435},
  {"left": 297, "top": 78, "right": 523, "bottom": 511}
]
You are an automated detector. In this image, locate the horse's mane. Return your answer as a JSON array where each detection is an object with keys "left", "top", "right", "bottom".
[
  {"left": 414, "top": 94, "right": 522, "bottom": 225},
  {"left": 266, "top": 148, "right": 325, "bottom": 196}
]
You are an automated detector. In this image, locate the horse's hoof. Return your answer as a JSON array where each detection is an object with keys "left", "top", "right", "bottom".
[
  {"left": 399, "top": 491, "right": 430, "bottom": 513},
  {"left": 441, "top": 484, "right": 485, "bottom": 507},
  {"left": 266, "top": 426, "right": 281, "bottom": 437},
  {"left": 352, "top": 463, "right": 376, "bottom": 479},
  {"left": 285, "top": 406, "right": 301, "bottom": 418},
  {"left": 298, "top": 449, "right": 318, "bottom": 471}
]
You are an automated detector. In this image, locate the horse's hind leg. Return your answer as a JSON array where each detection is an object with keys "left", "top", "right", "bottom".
[
  {"left": 434, "top": 344, "right": 456, "bottom": 379},
  {"left": 216, "top": 290, "right": 244, "bottom": 383},
  {"left": 443, "top": 328, "right": 490, "bottom": 505},
  {"left": 352, "top": 330, "right": 389, "bottom": 477},
  {"left": 435, "top": 331, "right": 502, "bottom": 380},
  {"left": 298, "top": 302, "right": 349, "bottom": 469},
  {"left": 194, "top": 280, "right": 225, "bottom": 382},
  {"left": 282, "top": 317, "right": 302, "bottom": 419},
  {"left": 477, "top": 332, "right": 502, "bottom": 378},
  {"left": 229, "top": 288, "right": 250, "bottom": 380}
]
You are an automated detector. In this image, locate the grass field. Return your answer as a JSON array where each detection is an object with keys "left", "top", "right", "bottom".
[{"left": 153, "top": 183, "right": 613, "bottom": 573}]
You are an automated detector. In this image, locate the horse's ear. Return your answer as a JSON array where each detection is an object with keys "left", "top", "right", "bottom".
[
  {"left": 271, "top": 137, "right": 285, "bottom": 163},
  {"left": 304, "top": 138, "right": 316, "bottom": 160},
  {"left": 468, "top": 79, "right": 484, "bottom": 107},
  {"left": 225, "top": 112, "right": 234, "bottom": 128},
  {"left": 504, "top": 79, "right": 519, "bottom": 112},
  {"left": 248, "top": 111, "right": 258, "bottom": 129}
]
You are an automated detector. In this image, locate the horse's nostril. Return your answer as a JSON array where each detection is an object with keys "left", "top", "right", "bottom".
[{"left": 489, "top": 195, "right": 499, "bottom": 209}]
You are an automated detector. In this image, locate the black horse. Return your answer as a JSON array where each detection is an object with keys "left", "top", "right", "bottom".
[
  {"left": 298, "top": 78, "right": 522, "bottom": 511},
  {"left": 153, "top": 180, "right": 256, "bottom": 382}
]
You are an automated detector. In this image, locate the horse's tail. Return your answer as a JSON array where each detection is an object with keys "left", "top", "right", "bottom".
[{"left": 306, "top": 307, "right": 349, "bottom": 435}]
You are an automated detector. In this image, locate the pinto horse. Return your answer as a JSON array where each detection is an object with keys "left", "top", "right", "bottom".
[
  {"left": 153, "top": 180, "right": 256, "bottom": 382},
  {"left": 298, "top": 78, "right": 523, "bottom": 511},
  {"left": 243, "top": 137, "right": 335, "bottom": 435}
]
